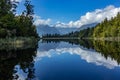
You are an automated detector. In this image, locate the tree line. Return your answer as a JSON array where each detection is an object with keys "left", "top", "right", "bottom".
[{"left": 0, "top": 0, "right": 38, "bottom": 38}]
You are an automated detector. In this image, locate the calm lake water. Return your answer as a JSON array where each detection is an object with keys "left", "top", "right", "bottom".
[{"left": 0, "top": 39, "right": 120, "bottom": 80}]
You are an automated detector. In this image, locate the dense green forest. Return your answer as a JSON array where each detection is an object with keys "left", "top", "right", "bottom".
[{"left": 0, "top": 0, "right": 38, "bottom": 38}]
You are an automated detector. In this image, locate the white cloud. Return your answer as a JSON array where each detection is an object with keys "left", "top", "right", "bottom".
[
  {"left": 33, "top": 15, "right": 51, "bottom": 26},
  {"left": 55, "top": 5, "right": 120, "bottom": 28},
  {"left": 11, "top": 0, "right": 22, "bottom": 2},
  {"left": 33, "top": 5, "right": 120, "bottom": 28}
]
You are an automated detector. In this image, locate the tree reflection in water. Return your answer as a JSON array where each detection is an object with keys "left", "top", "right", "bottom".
[
  {"left": 93, "top": 40, "right": 120, "bottom": 64},
  {"left": 0, "top": 44, "right": 38, "bottom": 80}
]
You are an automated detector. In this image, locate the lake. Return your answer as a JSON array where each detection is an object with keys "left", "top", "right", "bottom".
[{"left": 0, "top": 39, "right": 120, "bottom": 80}]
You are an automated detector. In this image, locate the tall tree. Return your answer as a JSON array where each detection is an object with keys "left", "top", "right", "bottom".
[{"left": 24, "top": 0, "right": 34, "bottom": 18}]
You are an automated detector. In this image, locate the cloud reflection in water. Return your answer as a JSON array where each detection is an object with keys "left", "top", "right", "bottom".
[{"left": 36, "top": 46, "right": 120, "bottom": 69}]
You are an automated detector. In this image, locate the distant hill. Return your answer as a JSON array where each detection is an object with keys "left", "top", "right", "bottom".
[
  {"left": 56, "top": 27, "right": 78, "bottom": 34},
  {"left": 36, "top": 23, "right": 98, "bottom": 36},
  {"left": 37, "top": 25, "right": 78, "bottom": 36},
  {"left": 37, "top": 25, "right": 60, "bottom": 36},
  {"left": 79, "top": 23, "right": 98, "bottom": 31}
]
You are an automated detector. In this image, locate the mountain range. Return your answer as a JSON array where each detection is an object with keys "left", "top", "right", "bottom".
[{"left": 37, "top": 23, "right": 98, "bottom": 36}]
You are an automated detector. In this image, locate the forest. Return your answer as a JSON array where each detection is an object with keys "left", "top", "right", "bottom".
[{"left": 0, "top": 0, "right": 38, "bottom": 38}]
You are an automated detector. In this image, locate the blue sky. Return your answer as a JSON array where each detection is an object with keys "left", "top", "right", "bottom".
[
  {"left": 32, "top": 0, "right": 120, "bottom": 22},
  {"left": 17, "top": 0, "right": 120, "bottom": 28}
]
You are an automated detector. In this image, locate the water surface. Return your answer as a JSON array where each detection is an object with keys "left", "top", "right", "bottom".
[{"left": 0, "top": 39, "right": 120, "bottom": 80}]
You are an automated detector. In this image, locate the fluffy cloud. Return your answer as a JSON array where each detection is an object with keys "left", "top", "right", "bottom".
[
  {"left": 34, "top": 15, "right": 51, "bottom": 26},
  {"left": 33, "top": 5, "right": 120, "bottom": 28},
  {"left": 11, "top": 0, "right": 22, "bottom": 2},
  {"left": 55, "top": 5, "right": 120, "bottom": 28}
]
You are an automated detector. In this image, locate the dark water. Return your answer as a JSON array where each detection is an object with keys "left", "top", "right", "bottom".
[{"left": 0, "top": 39, "right": 120, "bottom": 80}]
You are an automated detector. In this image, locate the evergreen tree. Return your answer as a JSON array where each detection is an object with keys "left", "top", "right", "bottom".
[{"left": 0, "top": 0, "right": 38, "bottom": 38}]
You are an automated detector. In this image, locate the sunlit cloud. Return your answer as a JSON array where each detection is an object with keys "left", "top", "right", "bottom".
[
  {"left": 34, "top": 15, "right": 51, "bottom": 26},
  {"left": 11, "top": 0, "right": 22, "bottom": 2},
  {"left": 55, "top": 5, "right": 120, "bottom": 28},
  {"left": 33, "top": 5, "right": 120, "bottom": 28}
]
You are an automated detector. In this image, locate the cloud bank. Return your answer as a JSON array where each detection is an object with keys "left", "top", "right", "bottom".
[
  {"left": 34, "top": 15, "right": 51, "bottom": 26},
  {"left": 11, "top": 0, "right": 22, "bottom": 2},
  {"left": 55, "top": 5, "right": 120, "bottom": 28},
  {"left": 34, "top": 5, "right": 120, "bottom": 28}
]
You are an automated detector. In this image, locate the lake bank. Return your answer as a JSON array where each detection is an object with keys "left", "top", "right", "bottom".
[
  {"left": 41, "top": 37, "right": 120, "bottom": 41},
  {"left": 41, "top": 37, "right": 79, "bottom": 40},
  {"left": 82, "top": 37, "right": 120, "bottom": 41},
  {"left": 0, "top": 37, "right": 39, "bottom": 50}
]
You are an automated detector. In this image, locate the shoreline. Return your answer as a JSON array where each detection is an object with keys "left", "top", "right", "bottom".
[
  {"left": 0, "top": 37, "right": 39, "bottom": 47},
  {"left": 82, "top": 37, "right": 120, "bottom": 41},
  {"left": 41, "top": 37, "right": 120, "bottom": 42}
]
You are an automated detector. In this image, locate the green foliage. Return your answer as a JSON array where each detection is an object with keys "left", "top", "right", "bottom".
[
  {"left": 0, "top": 0, "right": 38, "bottom": 38},
  {"left": 0, "top": 0, "right": 12, "bottom": 16},
  {"left": 24, "top": 0, "right": 34, "bottom": 17},
  {"left": 78, "top": 27, "right": 94, "bottom": 38},
  {"left": 93, "top": 13, "right": 120, "bottom": 38}
]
